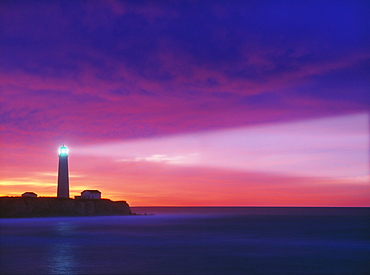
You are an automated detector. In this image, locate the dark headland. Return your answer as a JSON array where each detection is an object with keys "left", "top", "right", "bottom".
[{"left": 0, "top": 197, "right": 132, "bottom": 218}]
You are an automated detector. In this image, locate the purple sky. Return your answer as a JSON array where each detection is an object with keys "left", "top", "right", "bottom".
[{"left": 1, "top": 0, "right": 369, "bottom": 205}]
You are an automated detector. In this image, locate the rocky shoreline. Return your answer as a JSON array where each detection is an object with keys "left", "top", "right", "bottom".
[{"left": 0, "top": 197, "right": 132, "bottom": 218}]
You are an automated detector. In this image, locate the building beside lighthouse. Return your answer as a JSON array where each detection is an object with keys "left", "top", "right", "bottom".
[{"left": 57, "top": 145, "right": 69, "bottom": 198}]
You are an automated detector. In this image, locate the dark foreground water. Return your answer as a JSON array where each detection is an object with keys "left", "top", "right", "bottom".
[{"left": 1, "top": 207, "right": 369, "bottom": 274}]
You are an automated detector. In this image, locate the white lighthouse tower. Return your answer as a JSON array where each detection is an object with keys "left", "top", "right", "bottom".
[{"left": 57, "top": 145, "right": 69, "bottom": 198}]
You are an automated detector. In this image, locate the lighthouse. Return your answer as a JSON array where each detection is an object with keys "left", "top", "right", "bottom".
[{"left": 57, "top": 145, "right": 69, "bottom": 198}]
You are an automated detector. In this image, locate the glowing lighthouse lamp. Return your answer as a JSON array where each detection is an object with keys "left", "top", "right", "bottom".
[
  {"left": 59, "top": 146, "right": 68, "bottom": 156},
  {"left": 57, "top": 145, "right": 69, "bottom": 198}
]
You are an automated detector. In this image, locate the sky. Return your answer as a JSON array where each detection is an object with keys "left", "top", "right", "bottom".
[{"left": 1, "top": 0, "right": 369, "bottom": 206}]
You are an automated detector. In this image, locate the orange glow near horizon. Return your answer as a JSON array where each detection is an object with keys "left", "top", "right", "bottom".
[{"left": 1, "top": 113, "right": 369, "bottom": 207}]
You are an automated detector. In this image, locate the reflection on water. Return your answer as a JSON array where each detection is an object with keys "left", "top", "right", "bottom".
[
  {"left": 1, "top": 208, "right": 369, "bottom": 274},
  {"left": 48, "top": 243, "right": 75, "bottom": 274},
  {"left": 48, "top": 222, "right": 77, "bottom": 274}
]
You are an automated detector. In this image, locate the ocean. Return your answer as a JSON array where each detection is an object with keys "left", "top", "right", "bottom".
[{"left": 0, "top": 207, "right": 369, "bottom": 274}]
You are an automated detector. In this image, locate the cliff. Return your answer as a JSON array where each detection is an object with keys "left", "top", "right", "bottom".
[{"left": 0, "top": 197, "right": 132, "bottom": 218}]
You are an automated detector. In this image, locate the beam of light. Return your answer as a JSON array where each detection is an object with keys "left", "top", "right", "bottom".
[{"left": 74, "top": 113, "right": 369, "bottom": 181}]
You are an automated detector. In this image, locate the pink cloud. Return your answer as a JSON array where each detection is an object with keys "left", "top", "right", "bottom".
[
  {"left": 2, "top": 130, "right": 369, "bottom": 207},
  {"left": 5, "top": 113, "right": 368, "bottom": 206}
]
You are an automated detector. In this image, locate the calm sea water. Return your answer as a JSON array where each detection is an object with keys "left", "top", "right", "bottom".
[{"left": 1, "top": 207, "right": 369, "bottom": 274}]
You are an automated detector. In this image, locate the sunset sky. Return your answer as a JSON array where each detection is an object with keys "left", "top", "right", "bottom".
[{"left": 1, "top": 0, "right": 369, "bottom": 206}]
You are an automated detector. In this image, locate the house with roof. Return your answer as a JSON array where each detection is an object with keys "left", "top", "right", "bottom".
[{"left": 79, "top": 190, "right": 101, "bottom": 199}]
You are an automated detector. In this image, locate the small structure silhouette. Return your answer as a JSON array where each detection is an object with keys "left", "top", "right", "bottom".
[{"left": 22, "top": 192, "right": 37, "bottom": 198}]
